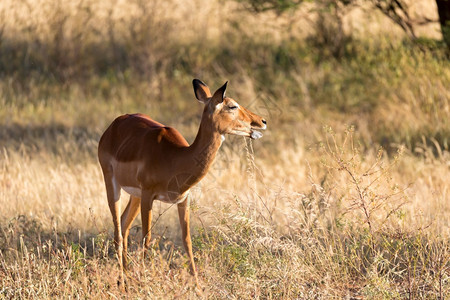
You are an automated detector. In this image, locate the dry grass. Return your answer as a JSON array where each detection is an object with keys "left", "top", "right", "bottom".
[
  {"left": 1, "top": 0, "right": 449, "bottom": 298},
  {"left": 1, "top": 132, "right": 448, "bottom": 298}
]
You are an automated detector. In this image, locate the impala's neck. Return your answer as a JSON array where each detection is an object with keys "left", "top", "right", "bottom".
[
  {"left": 165, "top": 115, "right": 222, "bottom": 197},
  {"left": 188, "top": 114, "right": 223, "bottom": 176}
]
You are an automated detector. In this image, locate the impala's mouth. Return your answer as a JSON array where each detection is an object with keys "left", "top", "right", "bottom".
[
  {"left": 230, "top": 124, "right": 266, "bottom": 139},
  {"left": 250, "top": 130, "right": 263, "bottom": 139}
]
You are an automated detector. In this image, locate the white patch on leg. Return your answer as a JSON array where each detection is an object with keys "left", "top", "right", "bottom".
[{"left": 112, "top": 176, "right": 121, "bottom": 201}]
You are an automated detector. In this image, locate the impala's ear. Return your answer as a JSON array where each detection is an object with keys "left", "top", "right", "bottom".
[
  {"left": 212, "top": 81, "right": 228, "bottom": 104},
  {"left": 193, "top": 79, "right": 212, "bottom": 103}
]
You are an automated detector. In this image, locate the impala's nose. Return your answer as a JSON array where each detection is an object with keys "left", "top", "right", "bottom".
[{"left": 261, "top": 119, "right": 267, "bottom": 129}]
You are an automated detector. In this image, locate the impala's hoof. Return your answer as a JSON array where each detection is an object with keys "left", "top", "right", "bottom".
[
  {"left": 117, "top": 278, "right": 128, "bottom": 292},
  {"left": 195, "top": 285, "right": 204, "bottom": 297}
]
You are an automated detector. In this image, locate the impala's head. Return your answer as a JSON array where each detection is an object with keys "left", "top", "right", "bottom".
[{"left": 193, "top": 79, "right": 267, "bottom": 139}]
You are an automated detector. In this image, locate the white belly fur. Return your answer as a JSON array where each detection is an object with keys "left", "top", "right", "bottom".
[{"left": 121, "top": 186, "right": 189, "bottom": 204}]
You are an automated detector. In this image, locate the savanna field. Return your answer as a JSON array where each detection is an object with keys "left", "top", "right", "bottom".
[{"left": 0, "top": 0, "right": 449, "bottom": 298}]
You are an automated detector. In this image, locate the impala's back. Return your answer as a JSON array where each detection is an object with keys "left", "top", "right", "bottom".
[{"left": 99, "top": 113, "right": 188, "bottom": 161}]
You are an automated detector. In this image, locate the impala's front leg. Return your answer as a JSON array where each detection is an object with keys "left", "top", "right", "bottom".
[
  {"left": 177, "top": 198, "right": 199, "bottom": 285},
  {"left": 141, "top": 191, "right": 154, "bottom": 257}
]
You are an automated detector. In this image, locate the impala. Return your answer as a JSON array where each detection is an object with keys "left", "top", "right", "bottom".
[{"left": 98, "top": 79, "right": 266, "bottom": 288}]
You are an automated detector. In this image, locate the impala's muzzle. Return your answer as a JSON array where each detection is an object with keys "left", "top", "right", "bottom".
[{"left": 249, "top": 117, "right": 267, "bottom": 140}]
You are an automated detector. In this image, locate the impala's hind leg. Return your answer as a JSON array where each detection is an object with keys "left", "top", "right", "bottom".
[
  {"left": 101, "top": 167, "right": 125, "bottom": 290},
  {"left": 121, "top": 195, "right": 141, "bottom": 270}
]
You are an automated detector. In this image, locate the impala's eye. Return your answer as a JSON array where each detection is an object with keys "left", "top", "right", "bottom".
[{"left": 229, "top": 105, "right": 238, "bottom": 110}]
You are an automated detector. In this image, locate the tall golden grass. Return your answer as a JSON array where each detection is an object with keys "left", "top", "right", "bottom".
[{"left": 0, "top": 0, "right": 449, "bottom": 298}]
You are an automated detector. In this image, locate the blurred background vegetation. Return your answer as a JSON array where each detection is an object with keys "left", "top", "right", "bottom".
[
  {"left": 1, "top": 0, "right": 448, "bottom": 154},
  {"left": 0, "top": 0, "right": 449, "bottom": 298}
]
